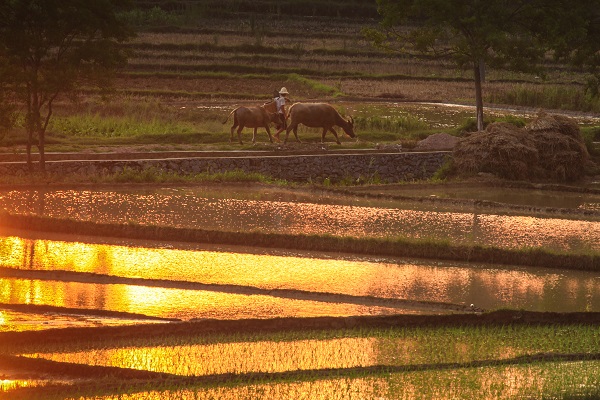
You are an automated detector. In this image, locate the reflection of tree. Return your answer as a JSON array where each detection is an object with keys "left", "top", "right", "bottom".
[
  {"left": 21, "top": 239, "right": 35, "bottom": 269},
  {"left": 88, "top": 247, "right": 113, "bottom": 311},
  {"left": 94, "top": 247, "right": 113, "bottom": 276},
  {"left": 471, "top": 208, "right": 481, "bottom": 246}
]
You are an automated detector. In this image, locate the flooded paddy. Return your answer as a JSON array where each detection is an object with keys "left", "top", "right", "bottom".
[
  {"left": 1, "top": 185, "right": 599, "bottom": 253},
  {"left": 2, "top": 182, "right": 600, "bottom": 399},
  {"left": 0, "top": 309, "right": 164, "bottom": 332},
  {"left": 23, "top": 324, "right": 600, "bottom": 377},
  {"left": 0, "top": 276, "right": 406, "bottom": 321},
  {"left": 57, "top": 361, "right": 600, "bottom": 400},
  {"left": 1, "top": 232, "right": 599, "bottom": 324},
  {"left": 13, "top": 324, "right": 600, "bottom": 399}
]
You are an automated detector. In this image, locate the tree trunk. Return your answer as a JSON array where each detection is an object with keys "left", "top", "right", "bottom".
[
  {"left": 26, "top": 100, "right": 33, "bottom": 173},
  {"left": 473, "top": 60, "right": 485, "bottom": 131},
  {"left": 26, "top": 133, "right": 33, "bottom": 173},
  {"left": 479, "top": 59, "right": 486, "bottom": 83},
  {"left": 38, "top": 128, "right": 45, "bottom": 174}
]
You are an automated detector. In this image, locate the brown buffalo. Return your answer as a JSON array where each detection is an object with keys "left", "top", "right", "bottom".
[
  {"left": 284, "top": 103, "right": 355, "bottom": 144},
  {"left": 223, "top": 105, "right": 282, "bottom": 144}
]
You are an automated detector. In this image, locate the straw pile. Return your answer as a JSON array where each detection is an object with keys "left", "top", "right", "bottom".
[
  {"left": 453, "top": 113, "right": 590, "bottom": 182},
  {"left": 414, "top": 133, "right": 460, "bottom": 151}
]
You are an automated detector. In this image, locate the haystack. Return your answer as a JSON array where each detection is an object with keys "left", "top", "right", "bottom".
[
  {"left": 452, "top": 114, "right": 589, "bottom": 182},
  {"left": 526, "top": 113, "right": 589, "bottom": 181},
  {"left": 414, "top": 133, "right": 460, "bottom": 151}
]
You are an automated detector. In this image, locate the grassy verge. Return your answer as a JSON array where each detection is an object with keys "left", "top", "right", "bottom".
[{"left": 0, "top": 168, "right": 290, "bottom": 186}]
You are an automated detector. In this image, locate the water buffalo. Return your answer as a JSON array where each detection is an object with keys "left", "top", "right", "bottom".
[
  {"left": 284, "top": 103, "right": 355, "bottom": 144},
  {"left": 222, "top": 105, "right": 282, "bottom": 144}
]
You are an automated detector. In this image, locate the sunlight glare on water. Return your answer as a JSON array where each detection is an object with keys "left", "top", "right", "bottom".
[
  {"left": 1, "top": 235, "right": 599, "bottom": 313},
  {"left": 29, "top": 337, "right": 384, "bottom": 376},
  {"left": 0, "top": 278, "right": 402, "bottom": 320}
]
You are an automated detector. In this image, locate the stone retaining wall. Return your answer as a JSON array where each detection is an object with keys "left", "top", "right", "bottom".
[{"left": 0, "top": 151, "right": 451, "bottom": 182}]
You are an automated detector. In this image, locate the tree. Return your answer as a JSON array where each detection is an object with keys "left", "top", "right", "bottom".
[
  {"left": 550, "top": 1, "right": 600, "bottom": 98},
  {"left": 365, "top": 0, "right": 595, "bottom": 131},
  {"left": 0, "top": 0, "right": 133, "bottom": 172}
]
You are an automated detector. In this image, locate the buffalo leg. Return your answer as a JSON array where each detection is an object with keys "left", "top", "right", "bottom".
[
  {"left": 284, "top": 124, "right": 295, "bottom": 143},
  {"left": 236, "top": 126, "right": 244, "bottom": 145},
  {"left": 329, "top": 128, "right": 341, "bottom": 145},
  {"left": 230, "top": 124, "right": 237, "bottom": 143},
  {"left": 293, "top": 126, "right": 301, "bottom": 143},
  {"left": 252, "top": 128, "right": 258, "bottom": 143},
  {"left": 264, "top": 125, "right": 274, "bottom": 143}
]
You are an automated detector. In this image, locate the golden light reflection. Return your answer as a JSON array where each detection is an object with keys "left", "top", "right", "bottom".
[
  {"left": 0, "top": 278, "right": 404, "bottom": 320},
  {"left": 0, "top": 379, "right": 55, "bottom": 392},
  {"left": 1, "top": 235, "right": 600, "bottom": 313},
  {"left": 29, "top": 337, "right": 381, "bottom": 376}
]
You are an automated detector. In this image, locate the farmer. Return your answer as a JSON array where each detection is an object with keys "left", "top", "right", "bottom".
[{"left": 274, "top": 87, "right": 289, "bottom": 139}]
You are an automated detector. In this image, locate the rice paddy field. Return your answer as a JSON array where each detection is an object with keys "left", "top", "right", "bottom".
[
  {"left": 1, "top": 1, "right": 600, "bottom": 399},
  {"left": 1, "top": 181, "right": 600, "bottom": 399}
]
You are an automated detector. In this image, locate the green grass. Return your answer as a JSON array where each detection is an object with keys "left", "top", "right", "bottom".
[
  {"left": 105, "top": 167, "right": 289, "bottom": 185},
  {"left": 354, "top": 114, "right": 429, "bottom": 133},
  {"left": 487, "top": 84, "right": 600, "bottom": 113},
  {"left": 49, "top": 114, "right": 197, "bottom": 138},
  {"left": 0, "top": 168, "right": 290, "bottom": 186}
]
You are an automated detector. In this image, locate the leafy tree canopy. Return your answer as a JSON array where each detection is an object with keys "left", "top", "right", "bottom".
[
  {"left": 365, "top": 0, "right": 600, "bottom": 130},
  {"left": 0, "top": 0, "right": 134, "bottom": 171}
]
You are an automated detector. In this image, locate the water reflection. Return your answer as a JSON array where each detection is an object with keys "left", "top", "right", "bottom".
[
  {"left": 0, "top": 187, "right": 598, "bottom": 253},
  {"left": 1, "top": 234, "right": 599, "bottom": 312},
  {"left": 0, "top": 309, "right": 165, "bottom": 332},
  {"left": 0, "top": 278, "right": 403, "bottom": 320},
  {"left": 30, "top": 337, "right": 383, "bottom": 376},
  {"left": 0, "top": 379, "right": 58, "bottom": 392}
]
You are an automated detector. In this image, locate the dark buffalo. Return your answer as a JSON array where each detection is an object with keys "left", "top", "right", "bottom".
[{"left": 285, "top": 102, "right": 355, "bottom": 144}]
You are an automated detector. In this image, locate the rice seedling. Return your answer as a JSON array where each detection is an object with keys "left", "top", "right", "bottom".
[
  {"left": 23, "top": 324, "right": 600, "bottom": 373},
  {"left": 4, "top": 323, "right": 600, "bottom": 399}
]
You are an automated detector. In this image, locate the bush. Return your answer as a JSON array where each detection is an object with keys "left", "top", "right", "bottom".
[
  {"left": 118, "top": 7, "right": 179, "bottom": 27},
  {"left": 581, "top": 126, "right": 600, "bottom": 156}
]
